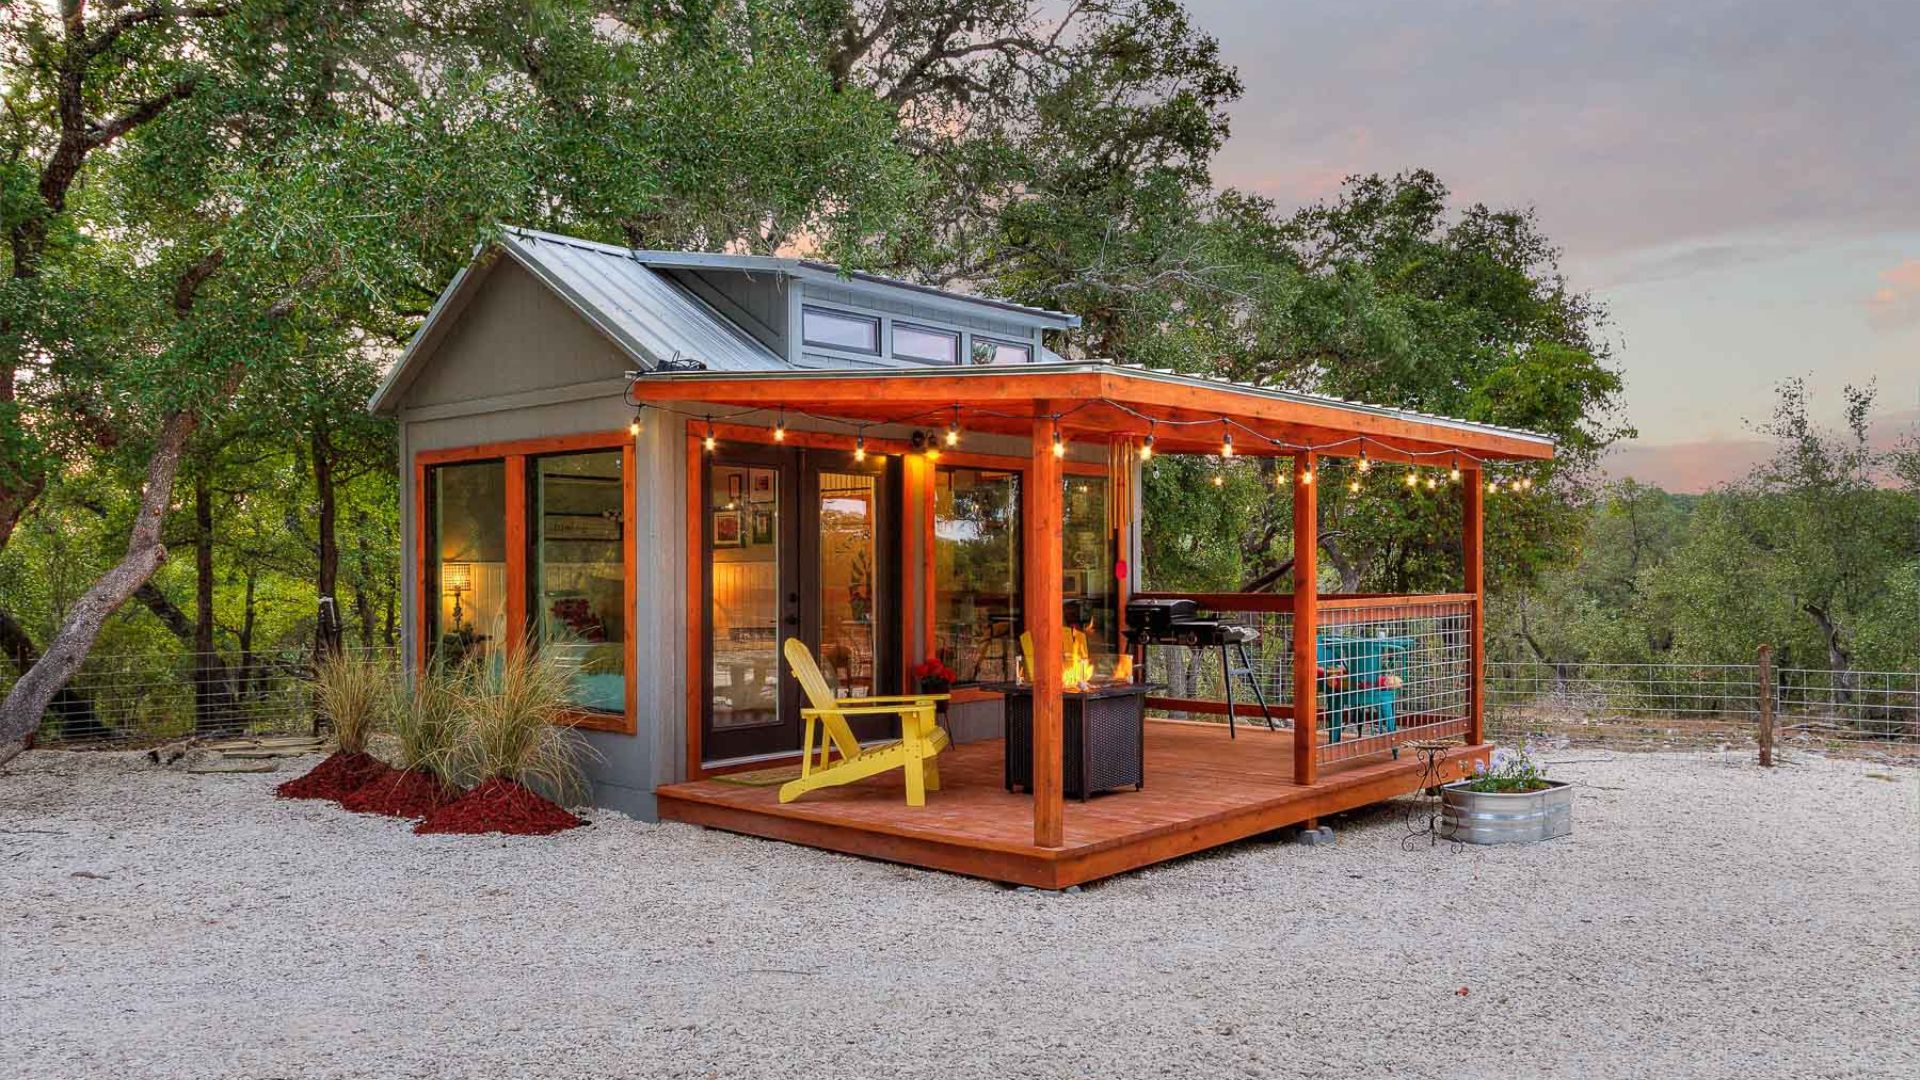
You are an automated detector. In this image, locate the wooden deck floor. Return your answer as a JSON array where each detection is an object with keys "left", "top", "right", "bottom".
[{"left": 656, "top": 721, "right": 1490, "bottom": 888}]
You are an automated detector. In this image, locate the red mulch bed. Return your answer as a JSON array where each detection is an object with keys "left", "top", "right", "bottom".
[
  {"left": 338, "top": 767, "right": 460, "bottom": 818},
  {"left": 276, "top": 752, "right": 394, "bottom": 802},
  {"left": 414, "top": 777, "right": 584, "bottom": 836}
]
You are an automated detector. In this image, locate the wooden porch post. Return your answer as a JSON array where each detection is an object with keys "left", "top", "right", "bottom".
[
  {"left": 1292, "top": 452, "right": 1318, "bottom": 786},
  {"left": 1463, "top": 466, "right": 1486, "bottom": 746},
  {"left": 1026, "top": 411, "right": 1066, "bottom": 847}
]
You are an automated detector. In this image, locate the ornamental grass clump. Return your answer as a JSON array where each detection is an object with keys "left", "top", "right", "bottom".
[
  {"left": 1462, "top": 745, "right": 1551, "bottom": 794},
  {"left": 278, "top": 653, "right": 399, "bottom": 802},
  {"left": 390, "top": 664, "right": 462, "bottom": 784},
  {"left": 446, "top": 647, "right": 591, "bottom": 801}
]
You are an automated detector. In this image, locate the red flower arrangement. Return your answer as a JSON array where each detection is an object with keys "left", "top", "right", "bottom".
[{"left": 912, "top": 657, "right": 957, "bottom": 690}]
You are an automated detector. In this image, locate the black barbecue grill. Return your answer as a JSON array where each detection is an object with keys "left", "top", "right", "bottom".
[{"left": 1125, "top": 597, "right": 1280, "bottom": 738}]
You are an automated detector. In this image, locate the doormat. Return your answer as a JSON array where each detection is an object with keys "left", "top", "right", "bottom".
[{"left": 711, "top": 764, "right": 804, "bottom": 787}]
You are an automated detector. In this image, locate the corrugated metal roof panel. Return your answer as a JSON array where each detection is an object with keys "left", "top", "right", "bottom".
[{"left": 501, "top": 231, "right": 788, "bottom": 373}]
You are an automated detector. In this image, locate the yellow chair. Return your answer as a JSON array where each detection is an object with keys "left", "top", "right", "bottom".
[{"left": 777, "top": 639, "right": 951, "bottom": 807}]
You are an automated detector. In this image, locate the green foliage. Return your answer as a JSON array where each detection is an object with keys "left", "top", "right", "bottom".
[
  {"left": 1493, "top": 383, "right": 1919, "bottom": 675},
  {"left": 1462, "top": 745, "right": 1550, "bottom": 794}
]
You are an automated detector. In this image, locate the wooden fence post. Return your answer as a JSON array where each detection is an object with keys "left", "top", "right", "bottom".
[{"left": 1757, "top": 643, "right": 1775, "bottom": 767}]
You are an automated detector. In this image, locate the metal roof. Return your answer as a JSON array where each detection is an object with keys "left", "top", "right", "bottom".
[
  {"left": 503, "top": 226, "right": 1082, "bottom": 329},
  {"left": 496, "top": 230, "right": 787, "bottom": 373}
]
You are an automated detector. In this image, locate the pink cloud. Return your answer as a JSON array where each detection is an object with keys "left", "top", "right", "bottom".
[{"left": 1867, "top": 258, "right": 1920, "bottom": 330}]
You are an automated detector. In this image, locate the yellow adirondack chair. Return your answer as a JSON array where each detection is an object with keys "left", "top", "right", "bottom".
[{"left": 777, "top": 639, "right": 951, "bottom": 807}]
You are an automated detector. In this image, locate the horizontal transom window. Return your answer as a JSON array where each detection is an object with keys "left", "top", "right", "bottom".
[
  {"left": 970, "top": 335, "right": 1033, "bottom": 365},
  {"left": 801, "top": 306, "right": 880, "bottom": 354},
  {"left": 893, "top": 323, "right": 959, "bottom": 364}
]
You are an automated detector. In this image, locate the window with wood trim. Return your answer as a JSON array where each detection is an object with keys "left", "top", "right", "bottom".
[{"left": 419, "top": 435, "right": 634, "bottom": 732}]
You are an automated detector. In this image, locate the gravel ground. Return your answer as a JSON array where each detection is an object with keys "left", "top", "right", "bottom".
[{"left": 3, "top": 749, "right": 1916, "bottom": 1080}]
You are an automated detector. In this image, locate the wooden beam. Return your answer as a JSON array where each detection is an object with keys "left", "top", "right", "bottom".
[
  {"left": 1292, "top": 452, "right": 1319, "bottom": 786},
  {"left": 1025, "top": 410, "right": 1066, "bottom": 847},
  {"left": 1462, "top": 467, "right": 1485, "bottom": 747}
]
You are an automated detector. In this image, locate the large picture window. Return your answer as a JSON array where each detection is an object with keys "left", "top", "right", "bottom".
[
  {"left": 428, "top": 460, "right": 507, "bottom": 666},
  {"left": 532, "top": 450, "right": 628, "bottom": 716},
  {"left": 419, "top": 435, "right": 634, "bottom": 732},
  {"left": 933, "top": 466, "right": 1021, "bottom": 683}
]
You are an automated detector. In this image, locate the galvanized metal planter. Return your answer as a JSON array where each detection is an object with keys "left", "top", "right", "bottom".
[{"left": 1441, "top": 780, "right": 1574, "bottom": 844}]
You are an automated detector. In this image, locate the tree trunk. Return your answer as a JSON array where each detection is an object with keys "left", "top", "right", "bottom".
[
  {"left": 352, "top": 510, "right": 375, "bottom": 649},
  {"left": 191, "top": 469, "right": 241, "bottom": 734},
  {"left": 312, "top": 424, "right": 341, "bottom": 662},
  {"left": 0, "top": 606, "right": 105, "bottom": 740},
  {"left": 238, "top": 568, "right": 258, "bottom": 701},
  {"left": 1801, "top": 602, "right": 1859, "bottom": 714},
  {"left": 0, "top": 410, "right": 197, "bottom": 764},
  {"left": 1320, "top": 535, "right": 1365, "bottom": 593}
]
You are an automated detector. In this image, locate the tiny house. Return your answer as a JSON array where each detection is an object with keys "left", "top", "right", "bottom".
[{"left": 371, "top": 227, "right": 1554, "bottom": 887}]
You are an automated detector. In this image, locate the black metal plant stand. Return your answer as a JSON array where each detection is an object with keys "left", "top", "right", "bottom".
[{"left": 1402, "top": 739, "right": 1463, "bottom": 850}]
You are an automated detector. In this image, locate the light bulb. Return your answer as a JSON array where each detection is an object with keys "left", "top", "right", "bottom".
[
  {"left": 1348, "top": 479, "right": 1362, "bottom": 493},
  {"left": 1449, "top": 466, "right": 1462, "bottom": 482},
  {"left": 703, "top": 432, "right": 717, "bottom": 452},
  {"left": 1426, "top": 476, "right": 1438, "bottom": 490},
  {"left": 1212, "top": 474, "right": 1224, "bottom": 487},
  {"left": 1300, "top": 469, "right": 1314, "bottom": 485},
  {"left": 1139, "top": 435, "right": 1155, "bottom": 461},
  {"left": 1358, "top": 454, "right": 1372, "bottom": 473},
  {"left": 1405, "top": 471, "right": 1419, "bottom": 488},
  {"left": 773, "top": 422, "right": 786, "bottom": 442},
  {"left": 1052, "top": 427, "right": 1066, "bottom": 458},
  {"left": 628, "top": 418, "right": 640, "bottom": 437},
  {"left": 1221, "top": 430, "right": 1234, "bottom": 458},
  {"left": 945, "top": 423, "right": 960, "bottom": 447},
  {"left": 853, "top": 438, "right": 866, "bottom": 463},
  {"left": 1487, "top": 480, "right": 1499, "bottom": 494}
]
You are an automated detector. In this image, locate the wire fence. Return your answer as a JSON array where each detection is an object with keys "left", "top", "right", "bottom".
[
  {"left": 3, "top": 647, "right": 396, "bottom": 747},
  {"left": 8, "top": 644, "right": 1919, "bottom": 760}
]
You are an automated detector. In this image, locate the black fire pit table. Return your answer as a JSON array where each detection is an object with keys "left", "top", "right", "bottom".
[{"left": 988, "top": 682, "right": 1157, "bottom": 801}]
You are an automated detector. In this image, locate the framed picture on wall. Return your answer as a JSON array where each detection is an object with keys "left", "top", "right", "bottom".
[
  {"left": 727, "top": 472, "right": 745, "bottom": 503},
  {"left": 712, "top": 509, "right": 745, "bottom": 548},
  {"left": 750, "top": 508, "right": 775, "bottom": 545},
  {"left": 1062, "top": 569, "right": 1088, "bottom": 597},
  {"left": 749, "top": 468, "right": 775, "bottom": 503}
]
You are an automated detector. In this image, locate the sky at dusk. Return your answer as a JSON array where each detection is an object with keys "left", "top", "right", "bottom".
[{"left": 1181, "top": 0, "right": 1919, "bottom": 490}]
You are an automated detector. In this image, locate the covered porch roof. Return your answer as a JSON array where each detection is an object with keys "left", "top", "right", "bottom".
[{"left": 628, "top": 360, "right": 1556, "bottom": 463}]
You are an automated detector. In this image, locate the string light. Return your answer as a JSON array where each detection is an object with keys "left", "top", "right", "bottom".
[
  {"left": 1449, "top": 454, "right": 1461, "bottom": 483},
  {"left": 1487, "top": 479, "right": 1500, "bottom": 494},
  {"left": 772, "top": 408, "right": 786, "bottom": 442},
  {"left": 1405, "top": 469, "right": 1420, "bottom": 488},
  {"left": 1220, "top": 427, "right": 1234, "bottom": 458},
  {"left": 702, "top": 417, "right": 716, "bottom": 453},
  {"left": 853, "top": 432, "right": 866, "bottom": 462},
  {"left": 1425, "top": 475, "right": 1439, "bottom": 490},
  {"left": 1139, "top": 422, "right": 1156, "bottom": 461},
  {"left": 628, "top": 407, "right": 642, "bottom": 437},
  {"left": 1358, "top": 444, "right": 1372, "bottom": 473},
  {"left": 945, "top": 408, "right": 961, "bottom": 447},
  {"left": 1348, "top": 478, "right": 1362, "bottom": 493},
  {"left": 1052, "top": 418, "right": 1066, "bottom": 458},
  {"left": 1212, "top": 473, "right": 1225, "bottom": 487},
  {"left": 1299, "top": 466, "right": 1314, "bottom": 486}
]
